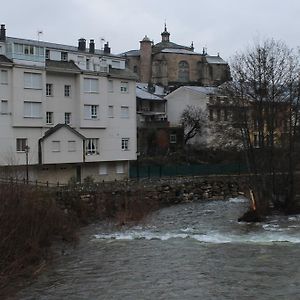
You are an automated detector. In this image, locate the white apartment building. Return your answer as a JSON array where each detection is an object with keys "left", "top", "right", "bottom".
[{"left": 0, "top": 25, "right": 137, "bottom": 183}]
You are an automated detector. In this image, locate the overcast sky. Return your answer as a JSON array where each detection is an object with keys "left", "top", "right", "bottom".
[{"left": 2, "top": 0, "right": 300, "bottom": 61}]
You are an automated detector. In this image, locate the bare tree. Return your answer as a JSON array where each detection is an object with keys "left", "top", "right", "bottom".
[
  {"left": 181, "top": 105, "right": 207, "bottom": 145},
  {"left": 224, "top": 38, "right": 300, "bottom": 217}
]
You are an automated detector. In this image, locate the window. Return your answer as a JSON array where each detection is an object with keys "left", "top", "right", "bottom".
[
  {"left": 84, "top": 78, "right": 99, "bottom": 93},
  {"left": 84, "top": 105, "right": 98, "bottom": 119},
  {"left": 24, "top": 102, "right": 41, "bottom": 118},
  {"left": 120, "top": 81, "right": 129, "bottom": 93},
  {"left": 178, "top": 61, "right": 190, "bottom": 82},
  {"left": 99, "top": 163, "right": 107, "bottom": 175},
  {"left": 133, "top": 65, "right": 138, "bottom": 73},
  {"left": 46, "top": 111, "right": 53, "bottom": 124},
  {"left": 52, "top": 141, "right": 61, "bottom": 152},
  {"left": 116, "top": 162, "right": 124, "bottom": 174},
  {"left": 121, "top": 138, "right": 130, "bottom": 151},
  {"left": 108, "top": 105, "right": 114, "bottom": 118},
  {"left": 1, "top": 100, "right": 8, "bottom": 114},
  {"left": 108, "top": 80, "right": 114, "bottom": 92},
  {"left": 86, "top": 58, "right": 90, "bottom": 70},
  {"left": 121, "top": 106, "right": 129, "bottom": 118},
  {"left": 85, "top": 138, "right": 99, "bottom": 155},
  {"left": 0, "top": 70, "right": 8, "bottom": 84},
  {"left": 65, "top": 112, "right": 71, "bottom": 124},
  {"left": 46, "top": 83, "right": 53, "bottom": 96},
  {"left": 64, "top": 85, "right": 71, "bottom": 97},
  {"left": 16, "top": 138, "right": 27, "bottom": 152},
  {"left": 45, "top": 49, "right": 50, "bottom": 60},
  {"left": 61, "top": 52, "right": 68, "bottom": 61},
  {"left": 24, "top": 72, "right": 42, "bottom": 89},
  {"left": 24, "top": 45, "right": 34, "bottom": 55},
  {"left": 68, "top": 141, "right": 76, "bottom": 152},
  {"left": 15, "top": 43, "right": 43, "bottom": 57},
  {"left": 170, "top": 134, "right": 177, "bottom": 144}
]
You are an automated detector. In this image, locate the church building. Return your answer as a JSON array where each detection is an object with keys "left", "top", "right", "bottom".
[{"left": 122, "top": 25, "right": 230, "bottom": 90}]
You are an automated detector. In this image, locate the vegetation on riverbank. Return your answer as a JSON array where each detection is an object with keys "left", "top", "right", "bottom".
[{"left": 0, "top": 177, "right": 168, "bottom": 297}]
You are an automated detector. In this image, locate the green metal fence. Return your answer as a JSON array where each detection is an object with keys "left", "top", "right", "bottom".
[{"left": 129, "top": 163, "right": 248, "bottom": 179}]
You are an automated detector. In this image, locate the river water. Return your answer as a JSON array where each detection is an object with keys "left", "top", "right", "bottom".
[{"left": 16, "top": 197, "right": 300, "bottom": 299}]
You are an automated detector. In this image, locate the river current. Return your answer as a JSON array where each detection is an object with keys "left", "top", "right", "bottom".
[{"left": 16, "top": 197, "right": 300, "bottom": 299}]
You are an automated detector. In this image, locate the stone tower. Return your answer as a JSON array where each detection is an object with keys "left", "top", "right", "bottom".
[{"left": 139, "top": 35, "right": 152, "bottom": 83}]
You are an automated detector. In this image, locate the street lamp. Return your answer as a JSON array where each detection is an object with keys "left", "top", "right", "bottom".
[{"left": 24, "top": 145, "right": 30, "bottom": 184}]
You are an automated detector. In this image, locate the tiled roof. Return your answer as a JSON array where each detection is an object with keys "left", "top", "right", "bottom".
[
  {"left": 109, "top": 67, "right": 138, "bottom": 80},
  {"left": 41, "top": 124, "right": 86, "bottom": 141},
  {"left": 0, "top": 54, "right": 13, "bottom": 64},
  {"left": 136, "top": 85, "right": 165, "bottom": 101},
  {"left": 46, "top": 60, "right": 81, "bottom": 73},
  {"left": 205, "top": 56, "right": 227, "bottom": 65}
]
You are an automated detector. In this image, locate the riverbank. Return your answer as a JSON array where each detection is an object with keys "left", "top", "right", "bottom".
[{"left": 0, "top": 175, "right": 247, "bottom": 298}]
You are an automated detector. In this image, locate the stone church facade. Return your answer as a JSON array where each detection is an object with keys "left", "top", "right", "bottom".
[{"left": 122, "top": 25, "right": 230, "bottom": 90}]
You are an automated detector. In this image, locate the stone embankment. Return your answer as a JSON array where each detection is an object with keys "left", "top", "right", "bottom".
[{"left": 66, "top": 175, "right": 250, "bottom": 217}]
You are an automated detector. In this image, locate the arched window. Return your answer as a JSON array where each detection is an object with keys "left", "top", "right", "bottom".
[{"left": 178, "top": 61, "right": 189, "bottom": 82}]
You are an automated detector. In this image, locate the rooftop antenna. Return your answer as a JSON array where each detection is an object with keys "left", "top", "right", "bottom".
[{"left": 37, "top": 30, "right": 43, "bottom": 41}]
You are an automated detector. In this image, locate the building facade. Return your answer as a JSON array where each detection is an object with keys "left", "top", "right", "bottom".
[
  {"left": 0, "top": 24, "right": 137, "bottom": 183},
  {"left": 122, "top": 25, "right": 230, "bottom": 90}
]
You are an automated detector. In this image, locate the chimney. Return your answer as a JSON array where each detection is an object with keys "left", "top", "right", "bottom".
[
  {"left": 89, "top": 39, "right": 95, "bottom": 53},
  {"left": 104, "top": 42, "right": 111, "bottom": 54},
  {"left": 0, "top": 24, "right": 6, "bottom": 41},
  {"left": 78, "top": 38, "right": 86, "bottom": 51}
]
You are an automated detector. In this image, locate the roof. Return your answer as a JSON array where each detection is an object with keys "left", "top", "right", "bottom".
[
  {"left": 166, "top": 85, "right": 219, "bottom": 99},
  {"left": 120, "top": 50, "right": 140, "bottom": 57},
  {"left": 109, "top": 67, "right": 138, "bottom": 80},
  {"left": 160, "top": 48, "right": 200, "bottom": 55},
  {"left": 6, "top": 37, "right": 120, "bottom": 58},
  {"left": 153, "top": 41, "right": 191, "bottom": 52},
  {"left": 40, "top": 124, "right": 86, "bottom": 141},
  {"left": 205, "top": 55, "right": 228, "bottom": 65},
  {"left": 46, "top": 60, "right": 81, "bottom": 73},
  {"left": 136, "top": 85, "right": 165, "bottom": 101},
  {"left": 0, "top": 54, "right": 13, "bottom": 64},
  {"left": 184, "top": 86, "right": 219, "bottom": 95}
]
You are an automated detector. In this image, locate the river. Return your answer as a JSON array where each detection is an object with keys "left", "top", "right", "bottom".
[{"left": 16, "top": 197, "right": 300, "bottom": 299}]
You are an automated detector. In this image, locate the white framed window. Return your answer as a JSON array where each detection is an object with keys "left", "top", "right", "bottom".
[
  {"left": 61, "top": 52, "right": 68, "bottom": 61},
  {"left": 64, "top": 85, "right": 71, "bottom": 97},
  {"left": 120, "top": 81, "right": 129, "bottom": 93},
  {"left": 65, "top": 112, "right": 71, "bottom": 125},
  {"left": 121, "top": 138, "right": 130, "bottom": 151},
  {"left": 121, "top": 106, "right": 129, "bottom": 118},
  {"left": 1, "top": 100, "right": 8, "bottom": 114},
  {"left": 16, "top": 138, "right": 27, "bottom": 152},
  {"left": 170, "top": 134, "right": 177, "bottom": 144},
  {"left": 84, "top": 105, "right": 98, "bottom": 119},
  {"left": 46, "top": 111, "right": 53, "bottom": 124},
  {"left": 24, "top": 72, "right": 42, "bottom": 89},
  {"left": 52, "top": 141, "right": 61, "bottom": 152},
  {"left": 0, "top": 70, "right": 8, "bottom": 84},
  {"left": 99, "top": 163, "right": 108, "bottom": 175},
  {"left": 84, "top": 78, "right": 99, "bottom": 93},
  {"left": 68, "top": 141, "right": 76, "bottom": 152},
  {"left": 85, "top": 138, "right": 99, "bottom": 155},
  {"left": 46, "top": 83, "right": 53, "bottom": 96},
  {"left": 108, "top": 80, "right": 114, "bottom": 92},
  {"left": 108, "top": 105, "right": 114, "bottom": 118},
  {"left": 116, "top": 162, "right": 124, "bottom": 174},
  {"left": 24, "top": 101, "right": 41, "bottom": 118}
]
